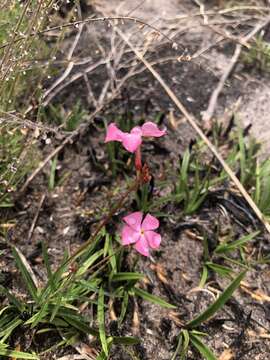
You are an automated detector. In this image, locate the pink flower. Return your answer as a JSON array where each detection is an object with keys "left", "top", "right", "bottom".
[
  {"left": 121, "top": 211, "right": 161, "bottom": 257},
  {"left": 105, "top": 122, "right": 166, "bottom": 153}
]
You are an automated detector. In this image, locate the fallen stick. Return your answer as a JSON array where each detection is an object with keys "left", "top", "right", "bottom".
[{"left": 115, "top": 26, "right": 270, "bottom": 234}]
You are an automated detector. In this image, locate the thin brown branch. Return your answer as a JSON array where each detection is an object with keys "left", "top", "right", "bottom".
[
  {"left": 0, "top": 16, "right": 184, "bottom": 52},
  {"left": 203, "top": 16, "right": 270, "bottom": 123}
]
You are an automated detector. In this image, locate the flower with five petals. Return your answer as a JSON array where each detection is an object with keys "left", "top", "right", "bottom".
[{"left": 121, "top": 211, "right": 161, "bottom": 257}]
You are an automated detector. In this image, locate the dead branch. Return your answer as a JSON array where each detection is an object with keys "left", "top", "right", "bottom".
[{"left": 202, "top": 16, "right": 270, "bottom": 123}]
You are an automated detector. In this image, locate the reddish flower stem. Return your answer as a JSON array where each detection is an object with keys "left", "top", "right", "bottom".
[{"left": 135, "top": 146, "right": 142, "bottom": 171}]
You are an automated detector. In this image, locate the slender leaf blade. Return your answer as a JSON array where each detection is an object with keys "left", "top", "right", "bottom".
[
  {"left": 0, "top": 349, "right": 39, "bottom": 359},
  {"left": 134, "top": 287, "right": 176, "bottom": 309},
  {"left": 190, "top": 334, "right": 217, "bottom": 360},
  {"left": 215, "top": 232, "right": 259, "bottom": 254},
  {"left": 98, "top": 287, "right": 108, "bottom": 356},
  {"left": 111, "top": 272, "right": 145, "bottom": 282},
  {"left": 12, "top": 247, "right": 39, "bottom": 303},
  {"left": 187, "top": 271, "right": 246, "bottom": 328}
]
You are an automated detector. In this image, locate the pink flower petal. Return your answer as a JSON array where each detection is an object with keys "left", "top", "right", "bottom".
[
  {"left": 105, "top": 123, "right": 125, "bottom": 143},
  {"left": 134, "top": 235, "right": 150, "bottom": 257},
  {"left": 141, "top": 122, "right": 166, "bottom": 137},
  {"left": 121, "top": 133, "right": 142, "bottom": 153},
  {"left": 145, "top": 230, "right": 161, "bottom": 249},
  {"left": 123, "top": 211, "right": 143, "bottom": 231},
  {"left": 130, "top": 126, "right": 143, "bottom": 136},
  {"left": 121, "top": 225, "right": 140, "bottom": 245},
  {"left": 141, "top": 214, "right": 159, "bottom": 231}
]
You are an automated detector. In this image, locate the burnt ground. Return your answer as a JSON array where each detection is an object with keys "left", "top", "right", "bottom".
[{"left": 1, "top": 0, "right": 270, "bottom": 359}]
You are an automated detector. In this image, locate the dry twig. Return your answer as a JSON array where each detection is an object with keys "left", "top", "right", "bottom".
[{"left": 202, "top": 16, "right": 270, "bottom": 123}]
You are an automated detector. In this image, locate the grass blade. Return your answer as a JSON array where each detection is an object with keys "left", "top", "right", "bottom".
[
  {"left": 205, "top": 262, "right": 233, "bottom": 277},
  {"left": 171, "top": 329, "right": 190, "bottom": 360},
  {"left": 215, "top": 231, "right": 259, "bottom": 254},
  {"left": 0, "top": 348, "right": 39, "bottom": 359},
  {"left": 76, "top": 249, "right": 104, "bottom": 277},
  {"left": 0, "top": 285, "right": 23, "bottom": 311},
  {"left": 12, "top": 246, "right": 39, "bottom": 303},
  {"left": 199, "top": 266, "right": 208, "bottom": 288},
  {"left": 113, "top": 336, "right": 140, "bottom": 345},
  {"left": 181, "top": 330, "right": 190, "bottom": 360},
  {"left": 98, "top": 287, "right": 108, "bottom": 356},
  {"left": 186, "top": 271, "right": 246, "bottom": 328},
  {"left": 171, "top": 334, "right": 182, "bottom": 360},
  {"left": 111, "top": 272, "right": 145, "bottom": 282},
  {"left": 190, "top": 333, "right": 217, "bottom": 360},
  {"left": 118, "top": 291, "right": 129, "bottom": 325},
  {"left": 134, "top": 287, "right": 176, "bottom": 309}
]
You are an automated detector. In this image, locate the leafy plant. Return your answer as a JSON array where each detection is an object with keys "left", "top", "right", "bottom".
[
  {"left": 174, "top": 149, "right": 210, "bottom": 215},
  {"left": 242, "top": 35, "right": 270, "bottom": 73},
  {"left": 40, "top": 102, "right": 88, "bottom": 131}
]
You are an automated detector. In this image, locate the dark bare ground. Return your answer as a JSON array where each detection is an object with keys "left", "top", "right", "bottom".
[{"left": 1, "top": 1, "right": 270, "bottom": 359}]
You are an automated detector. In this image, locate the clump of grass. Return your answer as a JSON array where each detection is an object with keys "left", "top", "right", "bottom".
[
  {"left": 0, "top": 123, "right": 39, "bottom": 208},
  {"left": 40, "top": 101, "right": 88, "bottom": 131},
  {"left": 0, "top": 0, "right": 56, "bottom": 112},
  {"left": 0, "top": 227, "right": 174, "bottom": 357},
  {"left": 242, "top": 35, "right": 270, "bottom": 73}
]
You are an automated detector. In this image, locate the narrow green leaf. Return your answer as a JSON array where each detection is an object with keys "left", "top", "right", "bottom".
[
  {"left": 96, "top": 337, "right": 113, "bottom": 360},
  {"left": 171, "top": 334, "right": 182, "bottom": 360},
  {"left": 190, "top": 333, "right": 217, "bottom": 360},
  {"left": 49, "top": 294, "right": 62, "bottom": 322},
  {"left": 0, "top": 317, "right": 23, "bottom": 342},
  {"left": 0, "top": 285, "right": 23, "bottom": 311},
  {"left": 104, "top": 233, "right": 110, "bottom": 258},
  {"left": 111, "top": 272, "right": 145, "bottom": 282},
  {"left": 215, "top": 231, "right": 259, "bottom": 254},
  {"left": 181, "top": 330, "right": 190, "bottom": 359},
  {"left": 186, "top": 271, "right": 246, "bottom": 328},
  {"left": 12, "top": 247, "right": 39, "bottom": 303},
  {"left": 76, "top": 249, "right": 104, "bottom": 277},
  {"left": 98, "top": 287, "right": 108, "bottom": 356},
  {"left": 39, "top": 252, "right": 69, "bottom": 302},
  {"left": 108, "top": 237, "right": 117, "bottom": 274},
  {"left": 134, "top": 287, "right": 176, "bottom": 309},
  {"left": 205, "top": 262, "right": 233, "bottom": 277},
  {"left": 113, "top": 336, "right": 140, "bottom": 345},
  {"left": 0, "top": 349, "right": 39, "bottom": 359},
  {"left": 118, "top": 291, "right": 129, "bottom": 325},
  {"left": 25, "top": 303, "right": 48, "bottom": 327},
  {"left": 199, "top": 266, "right": 208, "bottom": 288},
  {"left": 61, "top": 313, "right": 98, "bottom": 337}
]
